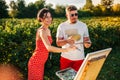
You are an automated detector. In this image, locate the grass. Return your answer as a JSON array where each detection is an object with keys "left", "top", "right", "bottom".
[{"left": 97, "top": 47, "right": 120, "bottom": 80}]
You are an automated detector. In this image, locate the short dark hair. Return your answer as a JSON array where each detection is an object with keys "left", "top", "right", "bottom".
[
  {"left": 37, "top": 8, "right": 52, "bottom": 22},
  {"left": 66, "top": 5, "right": 77, "bottom": 12}
]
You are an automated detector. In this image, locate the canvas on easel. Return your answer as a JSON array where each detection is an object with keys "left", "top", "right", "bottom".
[
  {"left": 55, "top": 48, "right": 112, "bottom": 80},
  {"left": 74, "top": 48, "right": 112, "bottom": 80}
]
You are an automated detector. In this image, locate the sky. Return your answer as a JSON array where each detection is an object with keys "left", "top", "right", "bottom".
[{"left": 5, "top": 0, "right": 120, "bottom": 9}]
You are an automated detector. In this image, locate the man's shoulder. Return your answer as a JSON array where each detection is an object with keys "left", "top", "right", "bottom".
[
  {"left": 77, "top": 20, "right": 86, "bottom": 25},
  {"left": 77, "top": 20, "right": 87, "bottom": 27},
  {"left": 58, "top": 21, "right": 68, "bottom": 27}
]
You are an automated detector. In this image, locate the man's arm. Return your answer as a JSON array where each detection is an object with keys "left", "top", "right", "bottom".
[
  {"left": 56, "top": 37, "right": 75, "bottom": 47},
  {"left": 83, "top": 37, "right": 92, "bottom": 48}
]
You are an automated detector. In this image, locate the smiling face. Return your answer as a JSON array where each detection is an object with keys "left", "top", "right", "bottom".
[
  {"left": 65, "top": 5, "right": 78, "bottom": 24},
  {"left": 37, "top": 8, "right": 53, "bottom": 27},
  {"left": 41, "top": 12, "right": 52, "bottom": 26},
  {"left": 66, "top": 10, "right": 78, "bottom": 24}
]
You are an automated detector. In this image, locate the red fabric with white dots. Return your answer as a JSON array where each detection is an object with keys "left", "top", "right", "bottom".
[{"left": 28, "top": 30, "right": 52, "bottom": 80}]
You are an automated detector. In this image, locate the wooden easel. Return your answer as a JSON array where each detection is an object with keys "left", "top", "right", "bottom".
[{"left": 74, "top": 48, "right": 112, "bottom": 80}]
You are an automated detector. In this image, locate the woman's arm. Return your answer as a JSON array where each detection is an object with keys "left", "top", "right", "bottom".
[{"left": 39, "top": 29, "right": 75, "bottom": 53}]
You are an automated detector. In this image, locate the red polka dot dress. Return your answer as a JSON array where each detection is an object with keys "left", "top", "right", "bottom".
[{"left": 28, "top": 29, "right": 52, "bottom": 80}]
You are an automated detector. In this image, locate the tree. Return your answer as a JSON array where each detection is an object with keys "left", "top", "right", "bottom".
[
  {"left": 55, "top": 5, "right": 66, "bottom": 17},
  {"left": 25, "top": 2, "right": 37, "bottom": 18},
  {"left": 16, "top": 0, "right": 26, "bottom": 18},
  {"left": 101, "top": 0, "right": 114, "bottom": 16},
  {"left": 0, "top": 0, "right": 8, "bottom": 18},
  {"left": 9, "top": 1, "right": 18, "bottom": 18},
  {"left": 83, "top": 0, "right": 94, "bottom": 10},
  {"left": 92, "top": 5, "right": 102, "bottom": 16},
  {"left": 101, "top": 0, "right": 114, "bottom": 9},
  {"left": 34, "top": 0, "right": 45, "bottom": 10},
  {"left": 24, "top": 0, "right": 45, "bottom": 18},
  {"left": 112, "top": 4, "right": 120, "bottom": 15}
]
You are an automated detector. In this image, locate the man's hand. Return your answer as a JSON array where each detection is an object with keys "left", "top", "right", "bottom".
[
  {"left": 67, "top": 36, "right": 75, "bottom": 45},
  {"left": 84, "top": 37, "right": 92, "bottom": 48},
  {"left": 84, "top": 42, "right": 91, "bottom": 48}
]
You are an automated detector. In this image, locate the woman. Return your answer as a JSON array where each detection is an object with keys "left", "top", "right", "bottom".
[{"left": 28, "top": 8, "right": 76, "bottom": 80}]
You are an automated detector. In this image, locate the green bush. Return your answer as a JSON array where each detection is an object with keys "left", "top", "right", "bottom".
[{"left": 0, "top": 17, "right": 120, "bottom": 80}]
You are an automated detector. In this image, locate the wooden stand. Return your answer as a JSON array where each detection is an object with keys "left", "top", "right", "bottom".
[{"left": 74, "top": 48, "right": 112, "bottom": 80}]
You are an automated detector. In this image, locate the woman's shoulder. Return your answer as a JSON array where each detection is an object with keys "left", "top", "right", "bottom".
[
  {"left": 37, "top": 27, "right": 50, "bottom": 36},
  {"left": 37, "top": 27, "right": 45, "bottom": 35},
  {"left": 37, "top": 27, "right": 46, "bottom": 32}
]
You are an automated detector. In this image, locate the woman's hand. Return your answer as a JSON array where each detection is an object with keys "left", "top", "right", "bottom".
[{"left": 66, "top": 45, "right": 76, "bottom": 52}]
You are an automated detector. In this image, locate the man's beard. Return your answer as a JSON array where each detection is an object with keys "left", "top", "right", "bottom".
[{"left": 71, "top": 20, "right": 77, "bottom": 24}]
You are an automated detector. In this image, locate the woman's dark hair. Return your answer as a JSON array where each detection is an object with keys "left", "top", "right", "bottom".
[{"left": 37, "top": 8, "right": 52, "bottom": 22}]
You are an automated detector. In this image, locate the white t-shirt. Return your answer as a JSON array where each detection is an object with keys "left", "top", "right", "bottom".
[{"left": 56, "top": 20, "right": 90, "bottom": 60}]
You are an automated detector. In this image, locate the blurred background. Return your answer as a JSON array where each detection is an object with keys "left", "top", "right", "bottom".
[{"left": 0, "top": 0, "right": 120, "bottom": 80}]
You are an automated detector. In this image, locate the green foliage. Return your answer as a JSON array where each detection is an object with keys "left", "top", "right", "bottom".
[
  {"left": 0, "top": 17, "right": 120, "bottom": 80},
  {"left": 101, "top": 0, "right": 114, "bottom": 9},
  {"left": 1, "top": 0, "right": 120, "bottom": 18},
  {"left": 0, "top": 0, "right": 8, "bottom": 18},
  {"left": 97, "top": 47, "right": 120, "bottom": 80},
  {"left": 112, "top": 4, "right": 120, "bottom": 16},
  {"left": 83, "top": 0, "right": 94, "bottom": 10},
  {"left": 9, "top": 9, "right": 19, "bottom": 18},
  {"left": 9, "top": 1, "right": 17, "bottom": 10},
  {"left": 16, "top": 0, "right": 26, "bottom": 18},
  {"left": 54, "top": 5, "right": 66, "bottom": 17},
  {"left": 34, "top": 0, "right": 45, "bottom": 10},
  {"left": 78, "top": 10, "right": 93, "bottom": 17},
  {"left": 9, "top": 1, "right": 18, "bottom": 18},
  {"left": 0, "top": 18, "right": 40, "bottom": 79},
  {"left": 92, "top": 5, "right": 103, "bottom": 16}
]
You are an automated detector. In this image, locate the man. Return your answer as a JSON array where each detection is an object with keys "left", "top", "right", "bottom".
[{"left": 56, "top": 5, "right": 92, "bottom": 71}]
